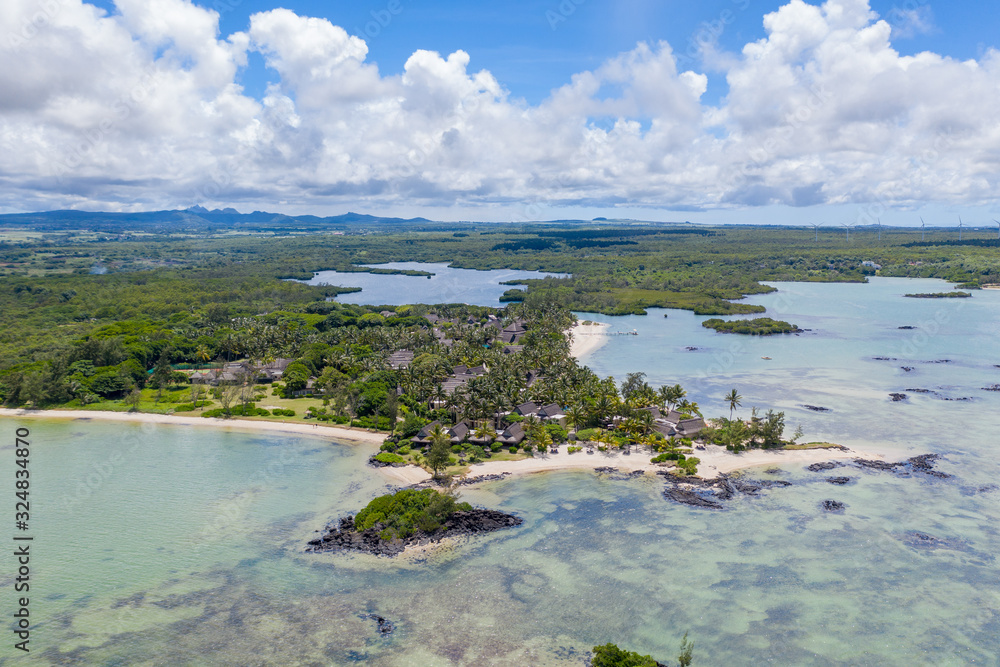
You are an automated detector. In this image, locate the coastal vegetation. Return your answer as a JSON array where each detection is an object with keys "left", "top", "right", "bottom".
[
  {"left": 1, "top": 216, "right": 983, "bottom": 479},
  {"left": 3, "top": 217, "right": 998, "bottom": 373},
  {"left": 591, "top": 635, "right": 693, "bottom": 667},
  {"left": 903, "top": 292, "right": 972, "bottom": 298},
  {"left": 353, "top": 488, "right": 472, "bottom": 541},
  {"left": 307, "top": 487, "right": 523, "bottom": 556},
  {"left": 701, "top": 317, "right": 801, "bottom": 335}
]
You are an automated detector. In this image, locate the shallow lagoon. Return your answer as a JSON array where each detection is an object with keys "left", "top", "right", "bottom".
[
  {"left": 302, "top": 262, "right": 567, "bottom": 307},
  {"left": 6, "top": 277, "right": 1000, "bottom": 665}
]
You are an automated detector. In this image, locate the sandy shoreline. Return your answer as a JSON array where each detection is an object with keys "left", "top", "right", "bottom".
[
  {"left": 0, "top": 408, "right": 386, "bottom": 446},
  {"left": 457, "top": 442, "right": 878, "bottom": 482},
  {"left": 378, "top": 442, "right": 881, "bottom": 487},
  {"left": 567, "top": 320, "right": 611, "bottom": 359},
  {"left": 0, "top": 409, "right": 880, "bottom": 482}
]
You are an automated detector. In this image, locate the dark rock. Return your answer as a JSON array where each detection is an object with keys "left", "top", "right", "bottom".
[
  {"left": 925, "top": 359, "right": 952, "bottom": 364},
  {"left": 898, "top": 326, "right": 916, "bottom": 330},
  {"left": 873, "top": 356, "right": 898, "bottom": 361},
  {"left": 660, "top": 472, "right": 790, "bottom": 509},
  {"left": 901, "top": 531, "right": 968, "bottom": 551},
  {"left": 595, "top": 467, "right": 646, "bottom": 480},
  {"left": 764, "top": 467, "right": 782, "bottom": 475},
  {"left": 456, "top": 472, "right": 511, "bottom": 486},
  {"left": 821, "top": 500, "right": 846, "bottom": 512},
  {"left": 360, "top": 613, "right": 395, "bottom": 635},
  {"left": 307, "top": 509, "right": 523, "bottom": 557},
  {"left": 982, "top": 385, "right": 1000, "bottom": 392},
  {"left": 889, "top": 393, "right": 908, "bottom": 402},
  {"left": 806, "top": 461, "right": 843, "bottom": 472},
  {"left": 663, "top": 487, "right": 724, "bottom": 509},
  {"left": 802, "top": 404, "right": 832, "bottom": 412},
  {"left": 684, "top": 346, "right": 699, "bottom": 351},
  {"left": 900, "top": 366, "right": 915, "bottom": 372},
  {"left": 827, "top": 477, "right": 852, "bottom": 485},
  {"left": 940, "top": 396, "right": 974, "bottom": 402},
  {"left": 906, "top": 388, "right": 935, "bottom": 394},
  {"left": 852, "top": 453, "right": 951, "bottom": 478}
]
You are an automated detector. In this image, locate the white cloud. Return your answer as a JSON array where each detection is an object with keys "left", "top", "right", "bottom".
[{"left": 0, "top": 0, "right": 998, "bottom": 216}]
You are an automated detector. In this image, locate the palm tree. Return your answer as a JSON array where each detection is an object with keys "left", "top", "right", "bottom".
[
  {"left": 658, "top": 384, "right": 686, "bottom": 412},
  {"left": 195, "top": 345, "right": 211, "bottom": 364},
  {"left": 726, "top": 388, "right": 742, "bottom": 421},
  {"left": 427, "top": 424, "right": 451, "bottom": 479},
  {"left": 565, "top": 404, "right": 589, "bottom": 433}
]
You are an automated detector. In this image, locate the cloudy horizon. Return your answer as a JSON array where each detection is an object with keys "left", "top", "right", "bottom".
[{"left": 2, "top": 0, "right": 999, "bottom": 225}]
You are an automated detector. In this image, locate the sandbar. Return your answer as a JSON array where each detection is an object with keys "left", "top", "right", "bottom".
[
  {"left": 0, "top": 408, "right": 386, "bottom": 446},
  {"left": 567, "top": 320, "right": 611, "bottom": 360}
]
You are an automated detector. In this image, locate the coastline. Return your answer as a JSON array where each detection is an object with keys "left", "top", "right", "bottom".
[
  {"left": 0, "top": 408, "right": 386, "bottom": 446},
  {"left": 567, "top": 320, "right": 611, "bottom": 360},
  {"left": 457, "top": 442, "right": 879, "bottom": 482},
  {"left": 0, "top": 409, "right": 882, "bottom": 482}
]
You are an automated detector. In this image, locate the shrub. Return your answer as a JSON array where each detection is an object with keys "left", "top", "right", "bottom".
[
  {"left": 380, "top": 441, "right": 398, "bottom": 452},
  {"left": 374, "top": 452, "right": 406, "bottom": 465},
  {"left": 354, "top": 488, "right": 472, "bottom": 540},
  {"left": 591, "top": 643, "right": 660, "bottom": 667},
  {"left": 271, "top": 408, "right": 295, "bottom": 416},
  {"left": 397, "top": 445, "right": 411, "bottom": 455}
]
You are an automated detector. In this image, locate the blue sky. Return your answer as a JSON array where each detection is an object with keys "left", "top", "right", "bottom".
[
  {"left": 3, "top": 0, "right": 1000, "bottom": 225},
  {"left": 82, "top": 0, "right": 990, "bottom": 107}
]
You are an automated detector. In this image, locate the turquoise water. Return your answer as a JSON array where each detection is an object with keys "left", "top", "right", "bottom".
[
  {"left": 302, "top": 262, "right": 568, "bottom": 307},
  {"left": 2, "top": 277, "right": 999, "bottom": 665}
]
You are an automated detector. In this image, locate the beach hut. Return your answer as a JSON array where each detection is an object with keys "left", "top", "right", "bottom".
[
  {"left": 514, "top": 402, "right": 540, "bottom": 417},
  {"left": 448, "top": 422, "right": 471, "bottom": 444},
  {"left": 676, "top": 418, "right": 706, "bottom": 437},
  {"left": 411, "top": 420, "right": 442, "bottom": 446},
  {"left": 496, "top": 423, "right": 526, "bottom": 446}
]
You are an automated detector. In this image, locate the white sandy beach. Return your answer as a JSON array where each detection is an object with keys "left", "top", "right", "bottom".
[
  {"left": 0, "top": 408, "right": 881, "bottom": 483},
  {"left": 567, "top": 320, "right": 611, "bottom": 359},
  {"left": 379, "top": 441, "right": 882, "bottom": 487},
  {"left": 458, "top": 442, "right": 878, "bottom": 482},
  {"left": 0, "top": 408, "right": 386, "bottom": 446}
]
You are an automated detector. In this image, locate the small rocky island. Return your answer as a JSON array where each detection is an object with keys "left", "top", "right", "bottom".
[
  {"left": 903, "top": 291, "right": 971, "bottom": 298},
  {"left": 307, "top": 488, "right": 522, "bottom": 556},
  {"left": 701, "top": 317, "right": 802, "bottom": 335}
]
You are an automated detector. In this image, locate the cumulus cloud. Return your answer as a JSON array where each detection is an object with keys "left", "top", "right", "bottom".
[{"left": 0, "top": 0, "right": 998, "bottom": 216}]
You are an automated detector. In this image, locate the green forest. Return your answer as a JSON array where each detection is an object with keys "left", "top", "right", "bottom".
[{"left": 2, "top": 218, "right": 996, "bottom": 478}]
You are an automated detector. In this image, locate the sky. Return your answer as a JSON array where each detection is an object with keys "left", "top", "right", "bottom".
[{"left": 1, "top": 0, "right": 999, "bottom": 225}]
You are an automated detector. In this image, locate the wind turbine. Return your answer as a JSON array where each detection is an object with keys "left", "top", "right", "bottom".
[
  {"left": 994, "top": 219, "right": 1000, "bottom": 240},
  {"left": 958, "top": 216, "right": 964, "bottom": 241},
  {"left": 841, "top": 223, "right": 853, "bottom": 243},
  {"left": 810, "top": 222, "right": 821, "bottom": 242},
  {"left": 920, "top": 217, "right": 926, "bottom": 242}
]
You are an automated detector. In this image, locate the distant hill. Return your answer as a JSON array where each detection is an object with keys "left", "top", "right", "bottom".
[{"left": 0, "top": 207, "right": 433, "bottom": 234}]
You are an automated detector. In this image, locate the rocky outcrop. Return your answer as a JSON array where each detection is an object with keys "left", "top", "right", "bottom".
[
  {"left": 660, "top": 472, "right": 791, "bottom": 509},
  {"left": 806, "top": 461, "right": 843, "bottom": 472},
  {"left": 821, "top": 500, "right": 846, "bottom": 512},
  {"left": 802, "top": 404, "right": 832, "bottom": 412},
  {"left": 307, "top": 510, "right": 523, "bottom": 557},
  {"left": 889, "top": 393, "right": 908, "bottom": 401},
  {"left": 361, "top": 613, "right": 395, "bottom": 635},
  {"left": 853, "top": 453, "right": 950, "bottom": 478}
]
